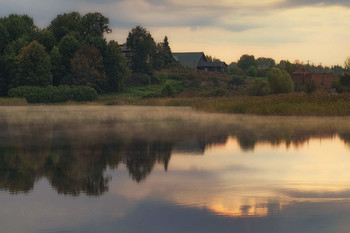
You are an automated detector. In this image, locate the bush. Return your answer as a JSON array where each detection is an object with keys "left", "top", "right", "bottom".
[
  {"left": 150, "top": 74, "right": 162, "bottom": 84},
  {"left": 161, "top": 84, "right": 175, "bottom": 97},
  {"left": 229, "top": 75, "right": 245, "bottom": 86},
  {"left": 127, "top": 73, "right": 151, "bottom": 86},
  {"left": 8, "top": 85, "right": 97, "bottom": 103},
  {"left": 208, "top": 88, "right": 228, "bottom": 97},
  {"left": 305, "top": 80, "right": 317, "bottom": 94},
  {"left": 247, "top": 66, "right": 257, "bottom": 77},
  {"left": 267, "top": 68, "right": 294, "bottom": 94},
  {"left": 246, "top": 79, "right": 271, "bottom": 96}
]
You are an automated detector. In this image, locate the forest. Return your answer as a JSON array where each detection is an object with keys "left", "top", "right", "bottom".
[
  {"left": 2, "top": 12, "right": 350, "bottom": 110},
  {"left": 0, "top": 12, "right": 174, "bottom": 100}
]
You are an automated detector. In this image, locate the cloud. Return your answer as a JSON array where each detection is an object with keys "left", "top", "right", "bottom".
[
  {"left": 281, "top": 188, "right": 350, "bottom": 199},
  {"left": 277, "top": 0, "right": 350, "bottom": 8}
]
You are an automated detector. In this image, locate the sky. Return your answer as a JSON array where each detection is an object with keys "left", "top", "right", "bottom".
[{"left": 1, "top": 0, "right": 350, "bottom": 66}]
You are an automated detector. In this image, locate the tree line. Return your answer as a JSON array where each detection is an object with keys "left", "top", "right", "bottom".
[
  {"left": 228, "top": 54, "right": 349, "bottom": 95},
  {"left": 0, "top": 12, "right": 175, "bottom": 96}
]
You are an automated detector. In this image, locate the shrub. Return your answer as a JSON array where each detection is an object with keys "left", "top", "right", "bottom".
[
  {"left": 150, "top": 74, "right": 162, "bottom": 84},
  {"left": 247, "top": 65, "right": 257, "bottom": 77},
  {"left": 127, "top": 73, "right": 151, "bottom": 86},
  {"left": 229, "top": 75, "right": 245, "bottom": 86},
  {"left": 246, "top": 79, "right": 271, "bottom": 96},
  {"left": 161, "top": 84, "right": 175, "bottom": 97},
  {"left": 8, "top": 85, "right": 97, "bottom": 103},
  {"left": 208, "top": 88, "right": 228, "bottom": 97},
  {"left": 267, "top": 68, "right": 294, "bottom": 94},
  {"left": 305, "top": 80, "right": 317, "bottom": 94}
]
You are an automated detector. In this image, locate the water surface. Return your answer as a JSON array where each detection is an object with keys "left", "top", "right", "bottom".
[{"left": 1, "top": 106, "right": 350, "bottom": 233}]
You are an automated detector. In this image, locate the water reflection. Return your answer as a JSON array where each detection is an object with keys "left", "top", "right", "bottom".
[
  {"left": 4, "top": 106, "right": 350, "bottom": 232},
  {"left": 1, "top": 106, "right": 350, "bottom": 197}
]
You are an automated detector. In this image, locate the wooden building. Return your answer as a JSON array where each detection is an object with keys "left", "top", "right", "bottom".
[
  {"left": 291, "top": 68, "right": 334, "bottom": 89},
  {"left": 172, "top": 52, "right": 227, "bottom": 72}
]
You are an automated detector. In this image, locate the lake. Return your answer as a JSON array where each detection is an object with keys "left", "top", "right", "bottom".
[{"left": 1, "top": 106, "right": 350, "bottom": 233}]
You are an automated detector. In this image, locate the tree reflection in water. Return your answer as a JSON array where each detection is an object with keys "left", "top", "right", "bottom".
[{"left": 1, "top": 106, "right": 350, "bottom": 196}]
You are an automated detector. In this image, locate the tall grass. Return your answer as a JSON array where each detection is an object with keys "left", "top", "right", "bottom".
[
  {"left": 0, "top": 97, "right": 27, "bottom": 105},
  {"left": 191, "top": 91, "right": 350, "bottom": 116}
]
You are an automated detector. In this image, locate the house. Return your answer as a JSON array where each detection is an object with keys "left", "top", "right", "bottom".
[
  {"left": 172, "top": 52, "right": 227, "bottom": 72},
  {"left": 291, "top": 68, "right": 334, "bottom": 89}
]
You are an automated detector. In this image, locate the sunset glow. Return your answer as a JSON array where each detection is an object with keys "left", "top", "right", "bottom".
[
  {"left": 108, "top": 136, "right": 350, "bottom": 218},
  {"left": 1, "top": 0, "right": 350, "bottom": 65}
]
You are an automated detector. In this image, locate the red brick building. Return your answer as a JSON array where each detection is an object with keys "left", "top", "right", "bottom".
[{"left": 291, "top": 69, "right": 334, "bottom": 89}]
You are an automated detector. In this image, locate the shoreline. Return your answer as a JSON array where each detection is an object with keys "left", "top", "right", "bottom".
[{"left": 2, "top": 91, "right": 350, "bottom": 116}]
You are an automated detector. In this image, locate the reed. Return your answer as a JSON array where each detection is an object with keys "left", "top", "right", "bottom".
[
  {"left": 191, "top": 91, "right": 350, "bottom": 116},
  {"left": 0, "top": 97, "right": 27, "bottom": 106}
]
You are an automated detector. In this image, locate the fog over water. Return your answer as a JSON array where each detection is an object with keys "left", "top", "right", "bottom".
[{"left": 1, "top": 106, "right": 350, "bottom": 233}]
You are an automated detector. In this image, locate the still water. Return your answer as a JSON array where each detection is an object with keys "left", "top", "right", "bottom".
[{"left": 1, "top": 106, "right": 350, "bottom": 233}]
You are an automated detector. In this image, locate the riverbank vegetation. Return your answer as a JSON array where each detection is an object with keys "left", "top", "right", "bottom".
[{"left": 2, "top": 12, "right": 350, "bottom": 116}]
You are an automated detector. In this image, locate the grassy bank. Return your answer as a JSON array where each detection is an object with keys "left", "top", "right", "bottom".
[
  {"left": 101, "top": 91, "right": 350, "bottom": 116},
  {"left": 0, "top": 97, "right": 28, "bottom": 105},
  {"left": 191, "top": 91, "right": 350, "bottom": 116},
  {"left": 3, "top": 91, "right": 350, "bottom": 116}
]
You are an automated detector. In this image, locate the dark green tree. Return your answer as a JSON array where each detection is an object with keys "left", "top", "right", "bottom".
[
  {"left": 237, "top": 54, "right": 256, "bottom": 72},
  {"left": 58, "top": 34, "right": 80, "bottom": 73},
  {"left": 161, "top": 36, "right": 174, "bottom": 66},
  {"left": 13, "top": 40, "right": 52, "bottom": 87},
  {"left": 267, "top": 67, "right": 294, "bottom": 94},
  {"left": 0, "top": 57, "right": 8, "bottom": 96},
  {"left": 85, "top": 36, "right": 107, "bottom": 56},
  {"left": 81, "top": 12, "right": 111, "bottom": 38},
  {"left": 257, "top": 57, "right": 275, "bottom": 69},
  {"left": 1, "top": 46, "right": 17, "bottom": 94},
  {"left": 247, "top": 65, "right": 257, "bottom": 77},
  {"left": 126, "top": 26, "right": 156, "bottom": 73},
  {"left": 7, "top": 36, "right": 31, "bottom": 55},
  {"left": 153, "top": 36, "right": 174, "bottom": 70},
  {"left": 278, "top": 60, "right": 302, "bottom": 74},
  {"left": 48, "top": 12, "right": 82, "bottom": 42},
  {"left": 104, "top": 40, "right": 129, "bottom": 92},
  {"left": 2, "top": 14, "right": 36, "bottom": 42},
  {"left": 49, "top": 46, "right": 65, "bottom": 86},
  {"left": 206, "top": 55, "right": 221, "bottom": 62},
  {"left": 32, "top": 29, "right": 56, "bottom": 52},
  {"left": 71, "top": 44, "right": 107, "bottom": 92},
  {"left": 228, "top": 62, "right": 244, "bottom": 75},
  {"left": 246, "top": 79, "right": 271, "bottom": 96},
  {"left": 0, "top": 22, "right": 9, "bottom": 52}
]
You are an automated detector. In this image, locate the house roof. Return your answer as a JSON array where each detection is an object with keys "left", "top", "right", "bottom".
[
  {"left": 292, "top": 68, "right": 311, "bottom": 75},
  {"left": 198, "top": 60, "right": 228, "bottom": 68},
  {"left": 172, "top": 52, "right": 207, "bottom": 69}
]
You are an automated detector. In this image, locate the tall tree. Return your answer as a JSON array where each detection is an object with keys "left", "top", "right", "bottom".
[
  {"left": 267, "top": 67, "right": 294, "bottom": 94},
  {"left": 1, "top": 45, "right": 17, "bottom": 92},
  {"left": 161, "top": 36, "right": 174, "bottom": 66},
  {"left": 153, "top": 36, "right": 174, "bottom": 70},
  {"left": 49, "top": 46, "right": 65, "bottom": 86},
  {"left": 13, "top": 41, "right": 52, "bottom": 87},
  {"left": 256, "top": 57, "right": 276, "bottom": 69},
  {"left": 85, "top": 36, "right": 107, "bottom": 56},
  {"left": 0, "top": 22, "right": 9, "bottom": 53},
  {"left": 0, "top": 56, "right": 8, "bottom": 96},
  {"left": 278, "top": 60, "right": 302, "bottom": 74},
  {"left": 126, "top": 26, "right": 156, "bottom": 73},
  {"left": 32, "top": 29, "right": 56, "bottom": 52},
  {"left": 58, "top": 34, "right": 80, "bottom": 73},
  {"left": 71, "top": 44, "right": 107, "bottom": 92},
  {"left": 48, "top": 12, "right": 82, "bottom": 43},
  {"left": 104, "top": 40, "right": 129, "bottom": 92},
  {"left": 2, "top": 14, "right": 36, "bottom": 42},
  {"left": 237, "top": 54, "right": 256, "bottom": 72},
  {"left": 81, "top": 12, "right": 111, "bottom": 38}
]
